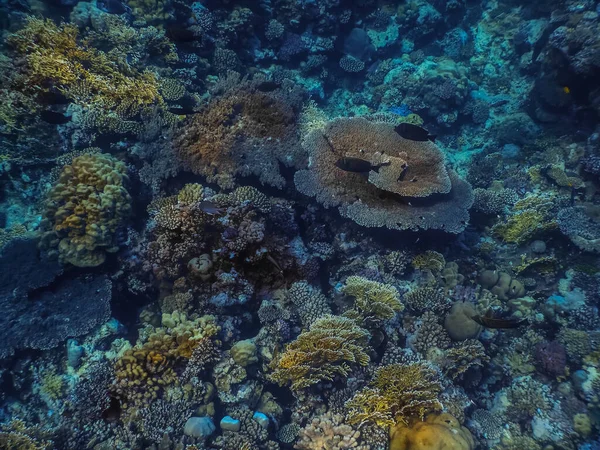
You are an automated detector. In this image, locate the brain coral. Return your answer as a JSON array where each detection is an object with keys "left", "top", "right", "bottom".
[
  {"left": 294, "top": 117, "right": 473, "bottom": 232},
  {"left": 41, "top": 153, "right": 131, "bottom": 267}
]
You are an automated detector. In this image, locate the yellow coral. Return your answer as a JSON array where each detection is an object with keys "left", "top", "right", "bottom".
[
  {"left": 342, "top": 275, "right": 404, "bottom": 322},
  {"left": 270, "top": 315, "right": 370, "bottom": 390},
  {"left": 492, "top": 210, "right": 555, "bottom": 244},
  {"left": 346, "top": 362, "right": 442, "bottom": 428},
  {"left": 412, "top": 251, "right": 446, "bottom": 273},
  {"left": 8, "top": 17, "right": 163, "bottom": 117},
  {"left": 390, "top": 413, "right": 475, "bottom": 450},
  {"left": 41, "top": 153, "right": 131, "bottom": 267},
  {"left": 112, "top": 313, "right": 220, "bottom": 410}
]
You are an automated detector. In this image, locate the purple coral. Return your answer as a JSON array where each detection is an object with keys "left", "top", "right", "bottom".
[{"left": 534, "top": 341, "right": 567, "bottom": 376}]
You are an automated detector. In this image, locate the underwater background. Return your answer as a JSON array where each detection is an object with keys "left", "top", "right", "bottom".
[{"left": 0, "top": 0, "right": 600, "bottom": 448}]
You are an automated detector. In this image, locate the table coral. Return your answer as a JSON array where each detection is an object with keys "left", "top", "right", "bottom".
[
  {"left": 41, "top": 153, "right": 131, "bottom": 267},
  {"left": 346, "top": 362, "right": 443, "bottom": 428},
  {"left": 270, "top": 315, "right": 370, "bottom": 391},
  {"left": 294, "top": 117, "right": 473, "bottom": 232}
]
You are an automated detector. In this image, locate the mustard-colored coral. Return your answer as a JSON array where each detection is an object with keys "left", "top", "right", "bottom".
[
  {"left": 112, "top": 312, "right": 220, "bottom": 410},
  {"left": 412, "top": 251, "right": 446, "bottom": 274},
  {"left": 346, "top": 362, "right": 442, "bottom": 428},
  {"left": 492, "top": 210, "right": 553, "bottom": 244},
  {"left": 8, "top": 17, "right": 162, "bottom": 117},
  {"left": 270, "top": 315, "right": 370, "bottom": 391},
  {"left": 390, "top": 413, "right": 475, "bottom": 450},
  {"left": 342, "top": 275, "right": 404, "bottom": 322},
  {"left": 41, "top": 153, "right": 131, "bottom": 267},
  {"left": 0, "top": 420, "right": 52, "bottom": 450}
]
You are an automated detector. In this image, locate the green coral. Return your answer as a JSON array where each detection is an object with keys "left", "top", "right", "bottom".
[
  {"left": 342, "top": 275, "right": 404, "bottom": 323},
  {"left": 346, "top": 362, "right": 442, "bottom": 428},
  {"left": 270, "top": 315, "right": 371, "bottom": 391},
  {"left": 0, "top": 420, "right": 52, "bottom": 450}
]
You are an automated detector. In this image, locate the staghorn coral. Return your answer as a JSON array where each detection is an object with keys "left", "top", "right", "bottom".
[
  {"left": 346, "top": 362, "right": 443, "bottom": 428},
  {"left": 175, "top": 73, "right": 304, "bottom": 189},
  {"left": 41, "top": 153, "right": 131, "bottom": 267},
  {"left": 294, "top": 117, "right": 473, "bottom": 232},
  {"left": 8, "top": 17, "right": 163, "bottom": 117},
  {"left": 342, "top": 275, "right": 404, "bottom": 324},
  {"left": 296, "top": 412, "right": 370, "bottom": 450},
  {"left": 270, "top": 315, "right": 370, "bottom": 391}
]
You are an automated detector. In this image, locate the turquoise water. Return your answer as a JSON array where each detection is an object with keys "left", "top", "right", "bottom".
[{"left": 0, "top": 0, "right": 599, "bottom": 449}]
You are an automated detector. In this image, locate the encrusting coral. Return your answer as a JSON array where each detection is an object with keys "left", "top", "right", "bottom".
[
  {"left": 346, "top": 362, "right": 443, "bottom": 428},
  {"left": 270, "top": 315, "right": 370, "bottom": 391},
  {"left": 40, "top": 153, "right": 131, "bottom": 267},
  {"left": 294, "top": 117, "right": 473, "bottom": 232}
]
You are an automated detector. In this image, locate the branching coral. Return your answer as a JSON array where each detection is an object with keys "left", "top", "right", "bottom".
[
  {"left": 287, "top": 281, "right": 332, "bottom": 328},
  {"left": 112, "top": 312, "right": 220, "bottom": 410},
  {"left": 296, "top": 412, "right": 370, "bottom": 450},
  {"left": 342, "top": 275, "right": 404, "bottom": 323},
  {"left": 40, "top": 153, "right": 131, "bottom": 267},
  {"left": 294, "top": 117, "right": 473, "bottom": 232},
  {"left": 403, "top": 286, "right": 451, "bottom": 314},
  {"left": 175, "top": 73, "right": 304, "bottom": 189},
  {"left": 443, "top": 339, "right": 489, "bottom": 380},
  {"left": 8, "top": 17, "right": 163, "bottom": 117},
  {"left": 270, "top": 315, "right": 370, "bottom": 391},
  {"left": 346, "top": 362, "right": 443, "bottom": 428}
]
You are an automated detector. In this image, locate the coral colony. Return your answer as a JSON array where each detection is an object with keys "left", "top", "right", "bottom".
[{"left": 0, "top": 0, "right": 600, "bottom": 449}]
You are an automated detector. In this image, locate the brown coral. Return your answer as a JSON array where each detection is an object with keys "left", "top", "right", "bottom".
[
  {"left": 294, "top": 117, "right": 473, "bottom": 232},
  {"left": 175, "top": 74, "right": 304, "bottom": 189}
]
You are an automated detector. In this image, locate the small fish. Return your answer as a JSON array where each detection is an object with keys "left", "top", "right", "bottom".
[
  {"left": 198, "top": 201, "right": 223, "bottom": 215},
  {"left": 563, "top": 86, "right": 571, "bottom": 94},
  {"left": 471, "top": 310, "right": 526, "bottom": 329},
  {"left": 166, "top": 26, "right": 198, "bottom": 43},
  {"left": 335, "top": 157, "right": 390, "bottom": 173},
  {"left": 395, "top": 123, "right": 436, "bottom": 142},
  {"left": 97, "top": 0, "right": 129, "bottom": 14},
  {"left": 40, "top": 110, "right": 71, "bottom": 125},
  {"left": 267, "top": 254, "right": 284, "bottom": 275},
  {"left": 167, "top": 95, "right": 197, "bottom": 115}
]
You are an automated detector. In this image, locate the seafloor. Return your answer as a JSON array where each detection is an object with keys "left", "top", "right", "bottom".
[{"left": 0, "top": 0, "right": 599, "bottom": 449}]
